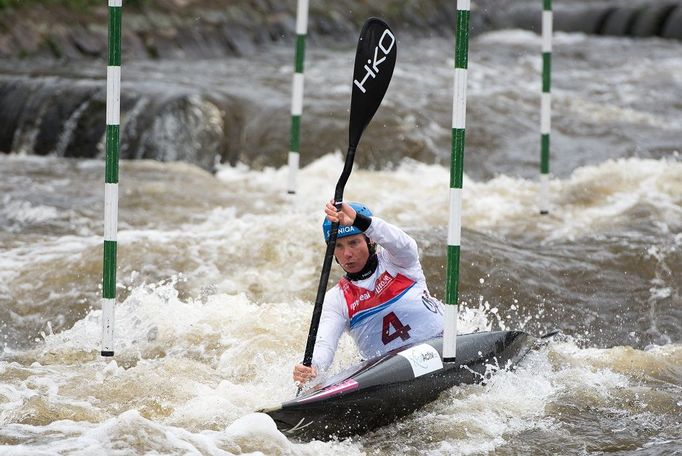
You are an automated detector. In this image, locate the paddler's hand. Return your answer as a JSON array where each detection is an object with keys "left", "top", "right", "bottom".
[
  {"left": 293, "top": 364, "right": 317, "bottom": 385},
  {"left": 325, "top": 200, "right": 356, "bottom": 226}
]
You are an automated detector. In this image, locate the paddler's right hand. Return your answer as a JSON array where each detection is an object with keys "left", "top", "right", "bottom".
[
  {"left": 325, "top": 200, "right": 356, "bottom": 226},
  {"left": 293, "top": 364, "right": 317, "bottom": 385}
]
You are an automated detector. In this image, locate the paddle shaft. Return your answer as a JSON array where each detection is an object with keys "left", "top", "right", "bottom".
[
  {"left": 302, "top": 145, "right": 356, "bottom": 367},
  {"left": 298, "top": 18, "right": 396, "bottom": 391}
]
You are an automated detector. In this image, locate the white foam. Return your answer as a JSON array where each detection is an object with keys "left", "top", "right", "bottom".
[
  {"left": 1, "top": 195, "right": 59, "bottom": 225},
  {"left": 224, "top": 413, "right": 291, "bottom": 452}
]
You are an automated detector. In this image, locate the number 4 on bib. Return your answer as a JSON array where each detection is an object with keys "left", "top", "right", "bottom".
[{"left": 382, "top": 312, "right": 412, "bottom": 344}]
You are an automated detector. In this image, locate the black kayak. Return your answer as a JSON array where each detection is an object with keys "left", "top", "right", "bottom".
[{"left": 260, "top": 330, "right": 534, "bottom": 440}]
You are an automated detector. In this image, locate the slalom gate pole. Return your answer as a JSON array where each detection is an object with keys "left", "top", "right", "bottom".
[
  {"left": 102, "top": 0, "right": 122, "bottom": 357},
  {"left": 443, "top": 0, "right": 470, "bottom": 363},
  {"left": 287, "top": 0, "right": 310, "bottom": 194},
  {"left": 540, "top": 0, "right": 552, "bottom": 215}
]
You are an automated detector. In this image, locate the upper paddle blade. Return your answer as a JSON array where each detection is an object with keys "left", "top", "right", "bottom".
[{"left": 349, "top": 18, "right": 397, "bottom": 148}]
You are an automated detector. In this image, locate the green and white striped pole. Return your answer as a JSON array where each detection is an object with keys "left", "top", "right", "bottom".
[
  {"left": 443, "top": 0, "right": 470, "bottom": 363},
  {"left": 540, "top": 0, "right": 552, "bottom": 215},
  {"left": 102, "top": 0, "right": 122, "bottom": 357},
  {"left": 287, "top": 0, "right": 309, "bottom": 194}
]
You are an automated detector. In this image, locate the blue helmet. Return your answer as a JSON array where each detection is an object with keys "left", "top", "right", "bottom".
[{"left": 322, "top": 202, "right": 373, "bottom": 242}]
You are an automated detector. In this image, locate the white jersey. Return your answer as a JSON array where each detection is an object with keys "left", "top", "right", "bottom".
[{"left": 312, "top": 217, "right": 443, "bottom": 371}]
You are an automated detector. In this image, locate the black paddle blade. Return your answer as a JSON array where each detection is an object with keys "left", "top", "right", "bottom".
[{"left": 349, "top": 18, "right": 397, "bottom": 148}]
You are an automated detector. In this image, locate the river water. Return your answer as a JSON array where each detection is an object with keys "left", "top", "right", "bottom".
[{"left": 1, "top": 29, "right": 681, "bottom": 455}]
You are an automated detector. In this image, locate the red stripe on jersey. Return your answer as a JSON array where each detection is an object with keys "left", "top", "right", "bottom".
[{"left": 340, "top": 272, "right": 415, "bottom": 320}]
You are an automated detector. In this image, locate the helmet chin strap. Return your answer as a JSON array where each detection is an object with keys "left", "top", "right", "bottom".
[{"left": 367, "top": 238, "right": 377, "bottom": 256}]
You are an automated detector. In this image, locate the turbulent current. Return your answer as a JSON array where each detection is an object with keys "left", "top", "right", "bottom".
[{"left": 1, "top": 30, "right": 681, "bottom": 455}]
